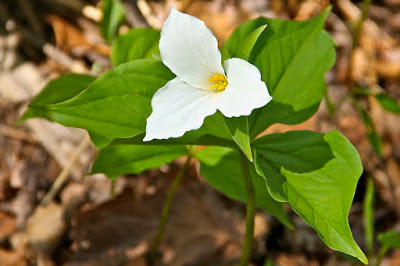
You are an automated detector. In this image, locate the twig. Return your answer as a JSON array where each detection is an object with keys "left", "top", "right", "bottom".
[
  {"left": 41, "top": 0, "right": 85, "bottom": 14},
  {"left": 343, "top": 0, "right": 373, "bottom": 88},
  {"left": 0, "top": 3, "right": 89, "bottom": 72},
  {"left": 18, "top": 0, "right": 46, "bottom": 40},
  {"left": 17, "top": 24, "right": 86, "bottom": 71},
  {"left": 121, "top": 0, "right": 149, "bottom": 28},
  {"left": 354, "top": 0, "right": 373, "bottom": 47},
  {"left": 0, "top": 125, "right": 38, "bottom": 144},
  {"left": 40, "top": 135, "right": 91, "bottom": 206},
  {"left": 42, "top": 44, "right": 76, "bottom": 69}
]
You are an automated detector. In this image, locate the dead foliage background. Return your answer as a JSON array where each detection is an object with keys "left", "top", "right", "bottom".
[{"left": 0, "top": 0, "right": 399, "bottom": 265}]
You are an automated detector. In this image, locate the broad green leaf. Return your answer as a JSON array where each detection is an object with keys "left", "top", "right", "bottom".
[
  {"left": 100, "top": 0, "right": 125, "bottom": 43},
  {"left": 375, "top": 93, "right": 400, "bottom": 114},
  {"left": 195, "top": 146, "right": 292, "bottom": 228},
  {"left": 221, "top": 24, "right": 267, "bottom": 61},
  {"left": 251, "top": 9, "right": 335, "bottom": 110},
  {"left": 253, "top": 130, "right": 367, "bottom": 264},
  {"left": 91, "top": 145, "right": 187, "bottom": 178},
  {"left": 223, "top": 9, "right": 336, "bottom": 138},
  {"left": 19, "top": 74, "right": 95, "bottom": 122},
  {"left": 111, "top": 28, "right": 160, "bottom": 66},
  {"left": 378, "top": 231, "right": 400, "bottom": 248},
  {"left": 28, "top": 60, "right": 174, "bottom": 148},
  {"left": 224, "top": 116, "right": 253, "bottom": 161}
]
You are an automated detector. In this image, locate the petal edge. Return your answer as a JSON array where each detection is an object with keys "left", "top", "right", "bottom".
[
  {"left": 144, "top": 78, "right": 218, "bottom": 141},
  {"left": 159, "top": 7, "right": 224, "bottom": 90},
  {"left": 217, "top": 58, "right": 272, "bottom": 117}
]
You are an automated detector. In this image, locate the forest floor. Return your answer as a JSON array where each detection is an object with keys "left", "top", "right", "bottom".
[{"left": 0, "top": 0, "right": 399, "bottom": 265}]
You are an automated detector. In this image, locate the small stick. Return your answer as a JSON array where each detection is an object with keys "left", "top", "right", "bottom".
[
  {"left": 121, "top": 0, "right": 149, "bottom": 27},
  {"left": 0, "top": 125, "right": 38, "bottom": 144},
  {"left": 40, "top": 135, "right": 91, "bottom": 206},
  {"left": 17, "top": 0, "right": 46, "bottom": 39}
]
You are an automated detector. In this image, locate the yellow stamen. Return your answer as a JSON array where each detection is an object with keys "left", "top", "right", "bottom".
[{"left": 208, "top": 74, "right": 228, "bottom": 91}]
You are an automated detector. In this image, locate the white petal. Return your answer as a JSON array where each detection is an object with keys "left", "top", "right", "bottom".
[
  {"left": 144, "top": 78, "right": 218, "bottom": 141},
  {"left": 159, "top": 7, "right": 224, "bottom": 89},
  {"left": 216, "top": 58, "right": 272, "bottom": 117}
]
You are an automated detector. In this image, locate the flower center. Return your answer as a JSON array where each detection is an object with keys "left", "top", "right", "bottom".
[{"left": 208, "top": 74, "right": 228, "bottom": 91}]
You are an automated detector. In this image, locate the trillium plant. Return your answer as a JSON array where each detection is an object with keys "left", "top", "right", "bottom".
[{"left": 20, "top": 6, "right": 369, "bottom": 265}]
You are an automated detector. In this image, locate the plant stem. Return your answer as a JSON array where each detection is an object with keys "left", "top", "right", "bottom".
[
  {"left": 354, "top": 0, "right": 373, "bottom": 47},
  {"left": 238, "top": 150, "right": 256, "bottom": 266},
  {"left": 363, "top": 177, "right": 375, "bottom": 257},
  {"left": 148, "top": 156, "right": 191, "bottom": 265},
  {"left": 376, "top": 245, "right": 389, "bottom": 266}
]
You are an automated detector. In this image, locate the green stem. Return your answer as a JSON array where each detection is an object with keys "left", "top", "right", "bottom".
[
  {"left": 363, "top": 177, "right": 375, "bottom": 257},
  {"left": 238, "top": 150, "right": 256, "bottom": 266},
  {"left": 354, "top": 0, "right": 373, "bottom": 47},
  {"left": 376, "top": 245, "right": 389, "bottom": 266},
  {"left": 148, "top": 156, "right": 191, "bottom": 265}
]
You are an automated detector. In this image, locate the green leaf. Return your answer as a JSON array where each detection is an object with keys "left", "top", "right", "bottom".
[
  {"left": 378, "top": 231, "right": 400, "bottom": 248},
  {"left": 375, "top": 93, "right": 400, "bottom": 114},
  {"left": 224, "top": 116, "right": 253, "bottom": 161},
  {"left": 353, "top": 87, "right": 372, "bottom": 96},
  {"left": 367, "top": 131, "right": 382, "bottom": 157},
  {"left": 91, "top": 145, "right": 187, "bottom": 178},
  {"left": 100, "top": 0, "right": 125, "bottom": 43},
  {"left": 253, "top": 130, "right": 367, "bottom": 264},
  {"left": 19, "top": 74, "right": 95, "bottom": 123},
  {"left": 325, "top": 90, "right": 336, "bottom": 116},
  {"left": 111, "top": 28, "right": 160, "bottom": 66},
  {"left": 28, "top": 60, "right": 174, "bottom": 148},
  {"left": 252, "top": 9, "right": 335, "bottom": 110},
  {"left": 223, "top": 8, "right": 336, "bottom": 138},
  {"left": 195, "top": 146, "right": 292, "bottom": 228},
  {"left": 222, "top": 24, "right": 267, "bottom": 61},
  {"left": 222, "top": 19, "right": 268, "bottom": 60}
]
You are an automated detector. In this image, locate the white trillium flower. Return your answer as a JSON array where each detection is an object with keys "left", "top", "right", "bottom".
[{"left": 143, "top": 7, "right": 272, "bottom": 141}]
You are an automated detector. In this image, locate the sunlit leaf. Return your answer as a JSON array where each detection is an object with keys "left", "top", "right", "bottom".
[{"left": 253, "top": 130, "right": 367, "bottom": 264}]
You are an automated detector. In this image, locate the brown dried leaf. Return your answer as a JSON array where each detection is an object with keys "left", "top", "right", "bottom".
[
  {"left": 0, "top": 211, "right": 16, "bottom": 241},
  {"left": 184, "top": 1, "right": 249, "bottom": 42},
  {"left": 47, "top": 15, "right": 91, "bottom": 53},
  {"left": 0, "top": 249, "right": 27, "bottom": 266},
  {"left": 26, "top": 203, "right": 67, "bottom": 256},
  {"left": 64, "top": 174, "right": 242, "bottom": 265}
]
